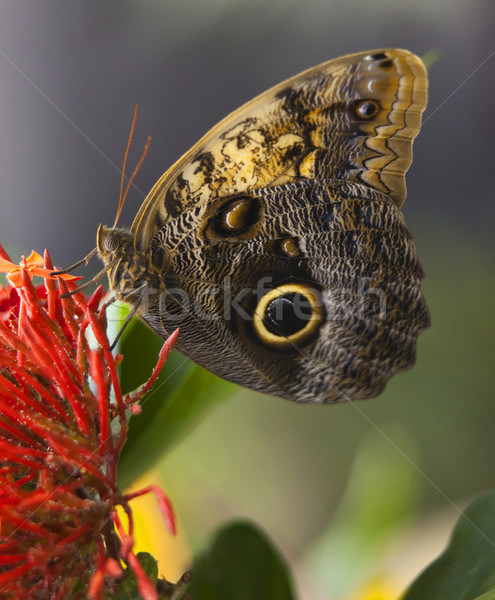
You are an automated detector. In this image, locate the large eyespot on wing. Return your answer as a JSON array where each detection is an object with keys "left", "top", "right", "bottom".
[
  {"left": 251, "top": 283, "right": 325, "bottom": 351},
  {"left": 131, "top": 48, "right": 427, "bottom": 249},
  {"left": 146, "top": 177, "right": 429, "bottom": 404}
]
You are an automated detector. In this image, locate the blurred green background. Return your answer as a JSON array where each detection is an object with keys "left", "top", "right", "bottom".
[{"left": 1, "top": 1, "right": 493, "bottom": 598}]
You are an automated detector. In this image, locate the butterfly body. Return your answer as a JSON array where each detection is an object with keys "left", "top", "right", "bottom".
[{"left": 98, "top": 49, "right": 430, "bottom": 404}]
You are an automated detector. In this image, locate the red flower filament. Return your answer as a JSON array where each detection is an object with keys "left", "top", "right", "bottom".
[{"left": 0, "top": 246, "right": 177, "bottom": 600}]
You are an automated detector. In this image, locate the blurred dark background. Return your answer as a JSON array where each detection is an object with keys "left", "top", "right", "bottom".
[{"left": 1, "top": 1, "right": 494, "bottom": 598}]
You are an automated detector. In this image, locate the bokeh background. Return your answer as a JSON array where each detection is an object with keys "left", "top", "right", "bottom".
[{"left": 1, "top": 1, "right": 494, "bottom": 598}]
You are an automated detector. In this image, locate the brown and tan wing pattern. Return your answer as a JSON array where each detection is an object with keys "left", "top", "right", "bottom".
[
  {"left": 143, "top": 181, "right": 429, "bottom": 403},
  {"left": 98, "top": 49, "right": 429, "bottom": 404},
  {"left": 132, "top": 49, "right": 427, "bottom": 249}
]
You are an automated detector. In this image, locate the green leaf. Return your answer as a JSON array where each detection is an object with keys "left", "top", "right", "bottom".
[
  {"left": 187, "top": 520, "right": 296, "bottom": 600},
  {"left": 473, "top": 587, "right": 495, "bottom": 600},
  {"left": 403, "top": 489, "right": 495, "bottom": 600},
  {"left": 112, "top": 552, "right": 158, "bottom": 599},
  {"left": 117, "top": 318, "right": 234, "bottom": 489},
  {"left": 306, "top": 426, "right": 420, "bottom": 597}
]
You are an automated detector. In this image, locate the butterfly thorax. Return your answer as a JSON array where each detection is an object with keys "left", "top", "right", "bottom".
[{"left": 96, "top": 224, "right": 167, "bottom": 304}]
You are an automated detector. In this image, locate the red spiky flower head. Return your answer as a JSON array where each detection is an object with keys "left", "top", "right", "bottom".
[{"left": 0, "top": 245, "right": 177, "bottom": 599}]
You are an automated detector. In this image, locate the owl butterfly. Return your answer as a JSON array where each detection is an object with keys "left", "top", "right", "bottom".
[{"left": 96, "top": 48, "right": 430, "bottom": 404}]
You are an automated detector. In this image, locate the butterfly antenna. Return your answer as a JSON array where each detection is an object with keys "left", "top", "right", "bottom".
[
  {"left": 53, "top": 109, "right": 150, "bottom": 283},
  {"left": 113, "top": 104, "right": 138, "bottom": 228},
  {"left": 121, "top": 134, "right": 152, "bottom": 219}
]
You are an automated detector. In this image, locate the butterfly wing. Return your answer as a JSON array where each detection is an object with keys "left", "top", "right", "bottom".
[
  {"left": 132, "top": 48, "right": 427, "bottom": 246},
  {"left": 131, "top": 49, "right": 429, "bottom": 403}
]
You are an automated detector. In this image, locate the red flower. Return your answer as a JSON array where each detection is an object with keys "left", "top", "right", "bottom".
[{"left": 0, "top": 245, "right": 178, "bottom": 599}]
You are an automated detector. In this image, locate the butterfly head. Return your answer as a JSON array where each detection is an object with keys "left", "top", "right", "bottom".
[
  {"left": 96, "top": 224, "right": 160, "bottom": 301},
  {"left": 97, "top": 224, "right": 130, "bottom": 262}
]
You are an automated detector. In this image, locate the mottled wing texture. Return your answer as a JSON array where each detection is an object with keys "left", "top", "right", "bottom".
[
  {"left": 126, "top": 49, "right": 429, "bottom": 404},
  {"left": 132, "top": 49, "right": 427, "bottom": 246}
]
